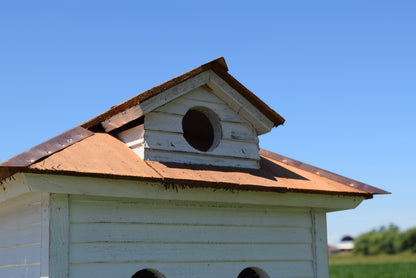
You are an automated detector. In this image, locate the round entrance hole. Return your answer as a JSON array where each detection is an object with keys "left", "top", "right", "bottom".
[
  {"left": 182, "top": 107, "right": 221, "bottom": 152},
  {"left": 131, "top": 269, "right": 165, "bottom": 278},
  {"left": 237, "top": 267, "right": 269, "bottom": 278}
]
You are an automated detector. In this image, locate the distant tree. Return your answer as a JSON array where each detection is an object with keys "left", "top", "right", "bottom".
[
  {"left": 354, "top": 231, "right": 374, "bottom": 255},
  {"left": 401, "top": 227, "right": 416, "bottom": 253},
  {"left": 388, "top": 223, "right": 400, "bottom": 232},
  {"left": 354, "top": 224, "right": 402, "bottom": 255}
]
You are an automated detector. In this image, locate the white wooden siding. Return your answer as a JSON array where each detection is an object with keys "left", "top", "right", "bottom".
[
  {"left": 116, "top": 86, "right": 261, "bottom": 168},
  {"left": 68, "top": 195, "right": 315, "bottom": 278},
  {"left": 0, "top": 193, "right": 42, "bottom": 278}
]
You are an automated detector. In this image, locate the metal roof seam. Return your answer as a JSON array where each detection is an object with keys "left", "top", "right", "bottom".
[{"left": 143, "top": 160, "right": 165, "bottom": 181}]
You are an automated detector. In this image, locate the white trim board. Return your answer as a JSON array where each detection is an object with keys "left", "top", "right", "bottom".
[{"left": 9, "top": 173, "right": 366, "bottom": 212}]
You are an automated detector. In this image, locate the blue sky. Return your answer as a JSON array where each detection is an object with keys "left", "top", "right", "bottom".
[{"left": 1, "top": 1, "right": 415, "bottom": 243}]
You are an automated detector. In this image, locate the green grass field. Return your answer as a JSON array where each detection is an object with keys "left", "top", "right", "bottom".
[{"left": 329, "top": 253, "right": 416, "bottom": 278}]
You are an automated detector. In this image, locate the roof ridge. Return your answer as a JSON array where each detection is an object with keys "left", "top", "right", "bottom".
[{"left": 81, "top": 57, "right": 285, "bottom": 130}]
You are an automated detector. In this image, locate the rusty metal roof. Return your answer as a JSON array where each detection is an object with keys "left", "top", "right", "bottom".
[
  {"left": 0, "top": 58, "right": 389, "bottom": 198},
  {"left": 81, "top": 57, "right": 285, "bottom": 130},
  {"left": 0, "top": 129, "right": 388, "bottom": 198}
]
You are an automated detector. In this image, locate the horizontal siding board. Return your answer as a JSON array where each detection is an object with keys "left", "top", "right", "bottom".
[
  {"left": 70, "top": 223, "right": 312, "bottom": 244},
  {"left": 116, "top": 125, "right": 144, "bottom": 148},
  {"left": 221, "top": 121, "right": 258, "bottom": 142},
  {"left": 0, "top": 207, "right": 41, "bottom": 232},
  {"left": 143, "top": 130, "right": 259, "bottom": 159},
  {"left": 0, "top": 193, "right": 42, "bottom": 277},
  {"left": 69, "top": 198, "right": 312, "bottom": 228},
  {"left": 70, "top": 261, "right": 314, "bottom": 278},
  {"left": 0, "top": 245, "right": 40, "bottom": 266},
  {"left": 143, "top": 149, "right": 259, "bottom": 169},
  {"left": 68, "top": 196, "right": 315, "bottom": 278},
  {"left": 0, "top": 265, "right": 40, "bottom": 278},
  {"left": 139, "top": 71, "right": 211, "bottom": 115},
  {"left": 70, "top": 243, "right": 313, "bottom": 263},
  {"left": 0, "top": 194, "right": 41, "bottom": 232},
  {"left": 154, "top": 98, "right": 247, "bottom": 123},
  {"left": 0, "top": 209, "right": 41, "bottom": 233},
  {"left": 0, "top": 192, "right": 41, "bottom": 215},
  {"left": 182, "top": 86, "right": 225, "bottom": 104},
  {"left": 0, "top": 224, "right": 41, "bottom": 249},
  {"left": 145, "top": 113, "right": 258, "bottom": 143}
]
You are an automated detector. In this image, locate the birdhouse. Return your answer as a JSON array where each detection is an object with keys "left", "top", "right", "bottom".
[{"left": 0, "top": 57, "right": 388, "bottom": 278}]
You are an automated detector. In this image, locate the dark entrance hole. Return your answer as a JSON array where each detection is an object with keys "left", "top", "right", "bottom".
[{"left": 182, "top": 109, "right": 215, "bottom": 152}]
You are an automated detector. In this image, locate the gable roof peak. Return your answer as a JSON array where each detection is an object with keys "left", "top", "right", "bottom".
[{"left": 81, "top": 57, "right": 285, "bottom": 132}]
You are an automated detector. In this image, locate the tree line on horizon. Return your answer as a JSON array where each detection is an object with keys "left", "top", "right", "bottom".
[{"left": 354, "top": 224, "right": 416, "bottom": 255}]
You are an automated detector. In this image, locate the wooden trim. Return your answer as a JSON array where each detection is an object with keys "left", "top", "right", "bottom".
[
  {"left": 208, "top": 72, "right": 275, "bottom": 135},
  {"left": 101, "top": 71, "right": 210, "bottom": 132},
  {"left": 0, "top": 173, "right": 31, "bottom": 203},
  {"left": 40, "top": 193, "right": 50, "bottom": 278},
  {"left": 25, "top": 174, "right": 365, "bottom": 211},
  {"left": 81, "top": 57, "right": 285, "bottom": 130},
  {"left": 49, "top": 194, "right": 69, "bottom": 278},
  {"left": 311, "top": 209, "right": 329, "bottom": 278}
]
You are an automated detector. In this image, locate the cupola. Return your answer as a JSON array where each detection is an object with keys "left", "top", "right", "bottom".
[{"left": 85, "top": 57, "right": 285, "bottom": 169}]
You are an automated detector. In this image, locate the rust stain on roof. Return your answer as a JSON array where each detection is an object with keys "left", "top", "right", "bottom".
[
  {"left": 0, "top": 58, "right": 388, "bottom": 198},
  {"left": 259, "top": 149, "right": 390, "bottom": 195},
  {"left": 0, "top": 126, "right": 93, "bottom": 168},
  {"left": 146, "top": 157, "right": 372, "bottom": 197},
  {"left": 0, "top": 131, "right": 385, "bottom": 198},
  {"left": 0, "top": 127, "right": 93, "bottom": 183},
  {"left": 29, "top": 133, "right": 161, "bottom": 182}
]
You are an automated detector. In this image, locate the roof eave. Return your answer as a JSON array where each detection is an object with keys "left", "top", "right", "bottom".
[{"left": 259, "top": 149, "right": 390, "bottom": 196}]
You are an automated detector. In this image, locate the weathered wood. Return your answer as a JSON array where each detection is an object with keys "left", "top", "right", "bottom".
[
  {"left": 69, "top": 196, "right": 312, "bottom": 227},
  {"left": 221, "top": 121, "right": 258, "bottom": 142},
  {"left": 40, "top": 193, "right": 50, "bottom": 278},
  {"left": 140, "top": 71, "right": 211, "bottom": 115},
  {"left": 0, "top": 194, "right": 42, "bottom": 231},
  {"left": 143, "top": 130, "right": 259, "bottom": 159},
  {"left": 25, "top": 174, "right": 365, "bottom": 211},
  {"left": 102, "top": 105, "right": 143, "bottom": 132},
  {"left": 0, "top": 192, "right": 42, "bottom": 278},
  {"left": 116, "top": 124, "right": 145, "bottom": 148},
  {"left": 70, "top": 243, "right": 313, "bottom": 263},
  {"left": 102, "top": 71, "right": 210, "bottom": 132},
  {"left": 69, "top": 261, "right": 314, "bottom": 278},
  {"left": 68, "top": 195, "right": 314, "bottom": 278},
  {"left": 49, "top": 194, "right": 69, "bottom": 278},
  {"left": 0, "top": 173, "right": 31, "bottom": 203},
  {"left": 154, "top": 97, "right": 246, "bottom": 123},
  {"left": 0, "top": 244, "right": 40, "bottom": 266},
  {"left": 70, "top": 223, "right": 312, "bottom": 244},
  {"left": 144, "top": 112, "right": 258, "bottom": 143},
  {"left": 143, "top": 149, "right": 259, "bottom": 169},
  {"left": 0, "top": 224, "right": 41, "bottom": 248},
  {"left": 207, "top": 73, "right": 274, "bottom": 135},
  {"left": 311, "top": 209, "right": 329, "bottom": 278},
  {"left": 181, "top": 86, "right": 225, "bottom": 104},
  {"left": 0, "top": 265, "right": 40, "bottom": 278}
]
